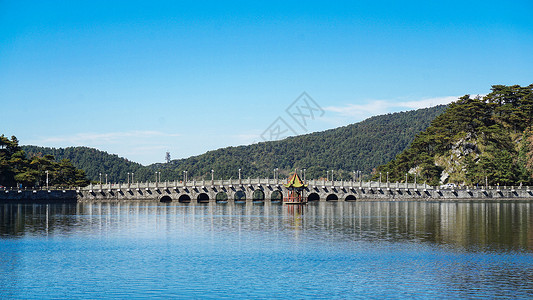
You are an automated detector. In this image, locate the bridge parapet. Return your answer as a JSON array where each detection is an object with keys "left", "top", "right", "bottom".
[
  {"left": 79, "top": 179, "right": 533, "bottom": 193},
  {"left": 78, "top": 179, "right": 445, "bottom": 191},
  {"left": 2, "top": 181, "right": 530, "bottom": 203},
  {"left": 78, "top": 180, "right": 533, "bottom": 191},
  {"left": 73, "top": 180, "right": 533, "bottom": 203}
]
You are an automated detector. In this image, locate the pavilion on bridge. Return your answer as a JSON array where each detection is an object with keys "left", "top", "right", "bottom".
[{"left": 283, "top": 171, "right": 307, "bottom": 204}]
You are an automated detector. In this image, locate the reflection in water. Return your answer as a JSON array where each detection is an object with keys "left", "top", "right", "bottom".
[
  {"left": 286, "top": 204, "right": 305, "bottom": 228},
  {"left": 1, "top": 201, "right": 532, "bottom": 298},
  {"left": 1, "top": 201, "right": 532, "bottom": 251}
]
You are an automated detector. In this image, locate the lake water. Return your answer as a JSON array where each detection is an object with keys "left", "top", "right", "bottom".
[{"left": 1, "top": 201, "right": 532, "bottom": 299}]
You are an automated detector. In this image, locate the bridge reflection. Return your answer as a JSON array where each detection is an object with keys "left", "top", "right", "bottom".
[{"left": 1, "top": 201, "right": 532, "bottom": 251}]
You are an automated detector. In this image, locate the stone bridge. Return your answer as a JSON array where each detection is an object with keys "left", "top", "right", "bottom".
[{"left": 76, "top": 179, "right": 533, "bottom": 203}]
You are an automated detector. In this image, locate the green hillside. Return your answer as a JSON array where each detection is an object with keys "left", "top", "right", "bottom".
[
  {"left": 377, "top": 84, "right": 533, "bottom": 186},
  {"left": 21, "top": 105, "right": 446, "bottom": 183},
  {"left": 147, "top": 105, "right": 446, "bottom": 182}
]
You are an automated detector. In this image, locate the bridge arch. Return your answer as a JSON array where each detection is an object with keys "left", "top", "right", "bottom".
[
  {"left": 215, "top": 192, "right": 228, "bottom": 202},
  {"left": 197, "top": 193, "right": 209, "bottom": 203},
  {"left": 345, "top": 195, "right": 356, "bottom": 201},
  {"left": 178, "top": 194, "right": 191, "bottom": 203},
  {"left": 308, "top": 192, "right": 320, "bottom": 201},
  {"left": 234, "top": 191, "right": 246, "bottom": 201},
  {"left": 252, "top": 189, "right": 265, "bottom": 201},
  {"left": 160, "top": 195, "right": 172, "bottom": 203},
  {"left": 271, "top": 190, "right": 283, "bottom": 201},
  {"left": 326, "top": 194, "right": 338, "bottom": 201}
]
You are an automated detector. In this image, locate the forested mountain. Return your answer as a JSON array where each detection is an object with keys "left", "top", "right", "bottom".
[
  {"left": 377, "top": 84, "right": 533, "bottom": 186},
  {"left": 20, "top": 105, "right": 446, "bottom": 183},
  {"left": 147, "top": 105, "right": 446, "bottom": 182}
]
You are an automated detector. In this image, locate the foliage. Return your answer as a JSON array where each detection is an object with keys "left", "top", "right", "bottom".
[
  {"left": 23, "top": 146, "right": 145, "bottom": 184},
  {"left": 377, "top": 84, "right": 533, "bottom": 186},
  {"left": 1, "top": 136, "right": 89, "bottom": 188}
]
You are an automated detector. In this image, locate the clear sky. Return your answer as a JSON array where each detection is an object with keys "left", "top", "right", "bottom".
[{"left": 1, "top": 0, "right": 532, "bottom": 165}]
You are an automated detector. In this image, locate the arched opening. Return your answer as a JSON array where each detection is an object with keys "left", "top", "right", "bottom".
[
  {"left": 197, "top": 193, "right": 209, "bottom": 203},
  {"left": 215, "top": 192, "right": 228, "bottom": 202},
  {"left": 271, "top": 190, "right": 282, "bottom": 201},
  {"left": 252, "top": 189, "right": 265, "bottom": 201},
  {"left": 159, "top": 195, "right": 172, "bottom": 203},
  {"left": 308, "top": 193, "right": 320, "bottom": 201},
  {"left": 234, "top": 191, "right": 246, "bottom": 201},
  {"left": 326, "top": 194, "right": 338, "bottom": 201},
  {"left": 345, "top": 195, "right": 357, "bottom": 201},
  {"left": 178, "top": 194, "right": 191, "bottom": 203}
]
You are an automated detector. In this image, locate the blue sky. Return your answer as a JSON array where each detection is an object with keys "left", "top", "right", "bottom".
[{"left": 1, "top": 0, "right": 532, "bottom": 165}]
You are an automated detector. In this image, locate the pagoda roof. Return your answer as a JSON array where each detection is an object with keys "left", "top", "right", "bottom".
[{"left": 284, "top": 171, "right": 307, "bottom": 188}]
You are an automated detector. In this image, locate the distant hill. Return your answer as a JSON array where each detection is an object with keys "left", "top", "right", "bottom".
[
  {"left": 22, "top": 146, "right": 144, "bottom": 183},
  {"left": 377, "top": 84, "right": 533, "bottom": 186},
  {"left": 147, "top": 105, "right": 447, "bottom": 182},
  {"left": 23, "top": 105, "right": 447, "bottom": 182}
]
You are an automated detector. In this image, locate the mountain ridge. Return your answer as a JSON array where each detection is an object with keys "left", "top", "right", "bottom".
[{"left": 23, "top": 105, "right": 447, "bottom": 182}]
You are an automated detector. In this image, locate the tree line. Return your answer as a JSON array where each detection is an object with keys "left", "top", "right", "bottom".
[
  {"left": 23, "top": 145, "right": 145, "bottom": 185},
  {"left": 1, "top": 136, "right": 89, "bottom": 188},
  {"left": 377, "top": 84, "right": 533, "bottom": 186}
]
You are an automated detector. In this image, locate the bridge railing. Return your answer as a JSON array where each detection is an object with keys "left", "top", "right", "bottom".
[
  {"left": 0, "top": 186, "right": 77, "bottom": 192},
  {"left": 304, "top": 180, "right": 433, "bottom": 190},
  {"left": 75, "top": 180, "right": 531, "bottom": 192},
  {"left": 3, "top": 179, "right": 531, "bottom": 193}
]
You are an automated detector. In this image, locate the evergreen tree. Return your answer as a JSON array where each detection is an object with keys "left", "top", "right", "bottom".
[
  {"left": 0, "top": 135, "right": 89, "bottom": 188},
  {"left": 377, "top": 84, "right": 533, "bottom": 186}
]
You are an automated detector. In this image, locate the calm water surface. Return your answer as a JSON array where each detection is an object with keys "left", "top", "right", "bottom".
[{"left": 1, "top": 201, "right": 532, "bottom": 299}]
